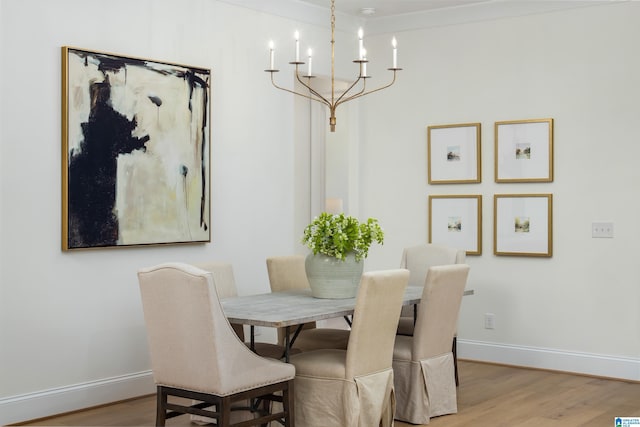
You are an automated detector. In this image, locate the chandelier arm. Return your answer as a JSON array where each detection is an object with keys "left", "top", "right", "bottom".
[
  {"left": 335, "top": 70, "right": 398, "bottom": 107},
  {"left": 332, "top": 75, "right": 366, "bottom": 106},
  {"left": 294, "top": 73, "right": 332, "bottom": 107},
  {"left": 270, "top": 73, "right": 331, "bottom": 107}
]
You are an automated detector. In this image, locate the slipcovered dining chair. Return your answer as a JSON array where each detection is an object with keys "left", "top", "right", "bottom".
[
  {"left": 138, "top": 262, "right": 295, "bottom": 427},
  {"left": 393, "top": 264, "right": 469, "bottom": 425},
  {"left": 397, "top": 243, "right": 466, "bottom": 384},
  {"left": 266, "top": 255, "right": 350, "bottom": 352},
  {"left": 289, "top": 269, "right": 409, "bottom": 427}
]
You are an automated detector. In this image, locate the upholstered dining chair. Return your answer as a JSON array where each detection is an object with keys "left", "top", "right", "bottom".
[
  {"left": 289, "top": 269, "right": 409, "bottom": 427},
  {"left": 392, "top": 264, "right": 469, "bottom": 425},
  {"left": 138, "top": 262, "right": 295, "bottom": 427},
  {"left": 397, "top": 243, "right": 466, "bottom": 384},
  {"left": 189, "top": 261, "right": 298, "bottom": 426},
  {"left": 266, "top": 255, "right": 350, "bottom": 352}
]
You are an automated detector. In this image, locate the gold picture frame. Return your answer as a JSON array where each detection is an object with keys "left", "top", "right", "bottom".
[
  {"left": 62, "top": 47, "right": 211, "bottom": 250},
  {"left": 429, "top": 194, "right": 482, "bottom": 255},
  {"left": 495, "top": 118, "right": 554, "bottom": 183},
  {"left": 427, "top": 122, "right": 481, "bottom": 184},
  {"left": 494, "top": 194, "right": 553, "bottom": 257}
]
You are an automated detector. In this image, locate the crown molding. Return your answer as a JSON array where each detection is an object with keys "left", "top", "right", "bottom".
[
  {"left": 218, "top": 0, "right": 626, "bottom": 35},
  {"left": 218, "top": 0, "right": 365, "bottom": 31},
  {"left": 365, "top": 1, "right": 622, "bottom": 35}
]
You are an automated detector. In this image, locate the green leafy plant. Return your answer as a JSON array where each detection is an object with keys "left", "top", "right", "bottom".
[{"left": 302, "top": 212, "right": 384, "bottom": 261}]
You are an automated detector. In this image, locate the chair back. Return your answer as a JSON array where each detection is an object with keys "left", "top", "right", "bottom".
[
  {"left": 192, "top": 261, "right": 245, "bottom": 340},
  {"left": 266, "top": 255, "right": 310, "bottom": 292},
  {"left": 400, "top": 244, "right": 466, "bottom": 287},
  {"left": 412, "top": 265, "right": 470, "bottom": 361},
  {"left": 138, "top": 262, "right": 278, "bottom": 395},
  {"left": 346, "top": 269, "right": 409, "bottom": 378},
  {"left": 267, "top": 255, "right": 317, "bottom": 345},
  {"left": 192, "top": 261, "right": 237, "bottom": 298}
]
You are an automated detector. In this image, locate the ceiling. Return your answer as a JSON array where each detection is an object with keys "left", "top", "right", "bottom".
[
  {"left": 298, "top": 0, "right": 493, "bottom": 18},
  {"left": 221, "top": 0, "right": 622, "bottom": 34}
]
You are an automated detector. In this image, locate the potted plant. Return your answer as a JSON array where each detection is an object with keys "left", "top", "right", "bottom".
[{"left": 302, "top": 212, "right": 384, "bottom": 298}]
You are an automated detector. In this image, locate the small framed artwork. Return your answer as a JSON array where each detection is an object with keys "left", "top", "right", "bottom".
[
  {"left": 61, "top": 47, "right": 211, "bottom": 250},
  {"left": 494, "top": 194, "right": 553, "bottom": 257},
  {"left": 495, "top": 118, "right": 554, "bottom": 182},
  {"left": 427, "top": 122, "right": 481, "bottom": 184},
  {"left": 429, "top": 195, "right": 482, "bottom": 255}
]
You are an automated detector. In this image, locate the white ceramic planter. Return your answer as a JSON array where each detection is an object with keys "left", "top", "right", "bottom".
[{"left": 305, "top": 252, "right": 364, "bottom": 299}]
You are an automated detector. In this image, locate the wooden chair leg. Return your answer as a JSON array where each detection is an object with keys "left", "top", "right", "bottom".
[
  {"left": 283, "top": 380, "right": 295, "bottom": 427},
  {"left": 219, "top": 395, "right": 232, "bottom": 427},
  {"left": 453, "top": 336, "right": 459, "bottom": 386},
  {"left": 259, "top": 397, "right": 270, "bottom": 427},
  {"left": 156, "top": 386, "right": 167, "bottom": 427}
]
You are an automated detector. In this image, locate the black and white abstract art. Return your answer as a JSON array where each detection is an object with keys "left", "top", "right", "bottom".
[{"left": 62, "top": 47, "right": 211, "bottom": 250}]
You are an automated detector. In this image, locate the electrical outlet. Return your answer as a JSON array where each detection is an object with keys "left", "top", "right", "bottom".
[
  {"left": 484, "top": 313, "right": 495, "bottom": 330},
  {"left": 592, "top": 221, "right": 614, "bottom": 238}
]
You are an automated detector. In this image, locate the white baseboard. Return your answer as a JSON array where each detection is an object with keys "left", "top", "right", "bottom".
[
  {"left": 0, "top": 371, "right": 155, "bottom": 426},
  {"left": 458, "top": 339, "right": 640, "bottom": 381}
]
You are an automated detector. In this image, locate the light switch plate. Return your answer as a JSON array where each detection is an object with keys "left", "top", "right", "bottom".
[{"left": 592, "top": 221, "right": 614, "bottom": 238}]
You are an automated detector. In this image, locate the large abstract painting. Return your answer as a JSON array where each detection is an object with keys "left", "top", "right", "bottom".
[{"left": 61, "top": 47, "right": 211, "bottom": 250}]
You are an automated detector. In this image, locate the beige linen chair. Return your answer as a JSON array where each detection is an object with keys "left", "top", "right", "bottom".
[
  {"left": 397, "top": 243, "right": 466, "bottom": 384},
  {"left": 190, "top": 261, "right": 297, "bottom": 426},
  {"left": 289, "top": 269, "right": 409, "bottom": 427},
  {"left": 266, "top": 255, "right": 350, "bottom": 352},
  {"left": 393, "top": 264, "right": 470, "bottom": 425},
  {"left": 138, "top": 262, "right": 295, "bottom": 427}
]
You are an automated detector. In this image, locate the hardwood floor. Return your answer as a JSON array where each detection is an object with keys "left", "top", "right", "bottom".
[{"left": 15, "top": 361, "right": 640, "bottom": 427}]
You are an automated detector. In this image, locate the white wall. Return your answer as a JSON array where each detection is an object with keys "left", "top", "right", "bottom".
[
  {"left": 1, "top": 0, "right": 639, "bottom": 424},
  {"left": 0, "top": 0, "right": 341, "bottom": 423},
  {"left": 358, "top": 2, "right": 640, "bottom": 378}
]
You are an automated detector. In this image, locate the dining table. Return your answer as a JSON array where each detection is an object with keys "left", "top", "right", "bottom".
[{"left": 221, "top": 286, "right": 474, "bottom": 362}]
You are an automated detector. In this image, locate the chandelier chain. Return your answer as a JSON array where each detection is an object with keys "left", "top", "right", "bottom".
[{"left": 331, "top": 0, "right": 335, "bottom": 105}]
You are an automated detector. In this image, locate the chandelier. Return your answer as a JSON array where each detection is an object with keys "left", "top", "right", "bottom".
[{"left": 264, "top": 0, "right": 401, "bottom": 132}]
